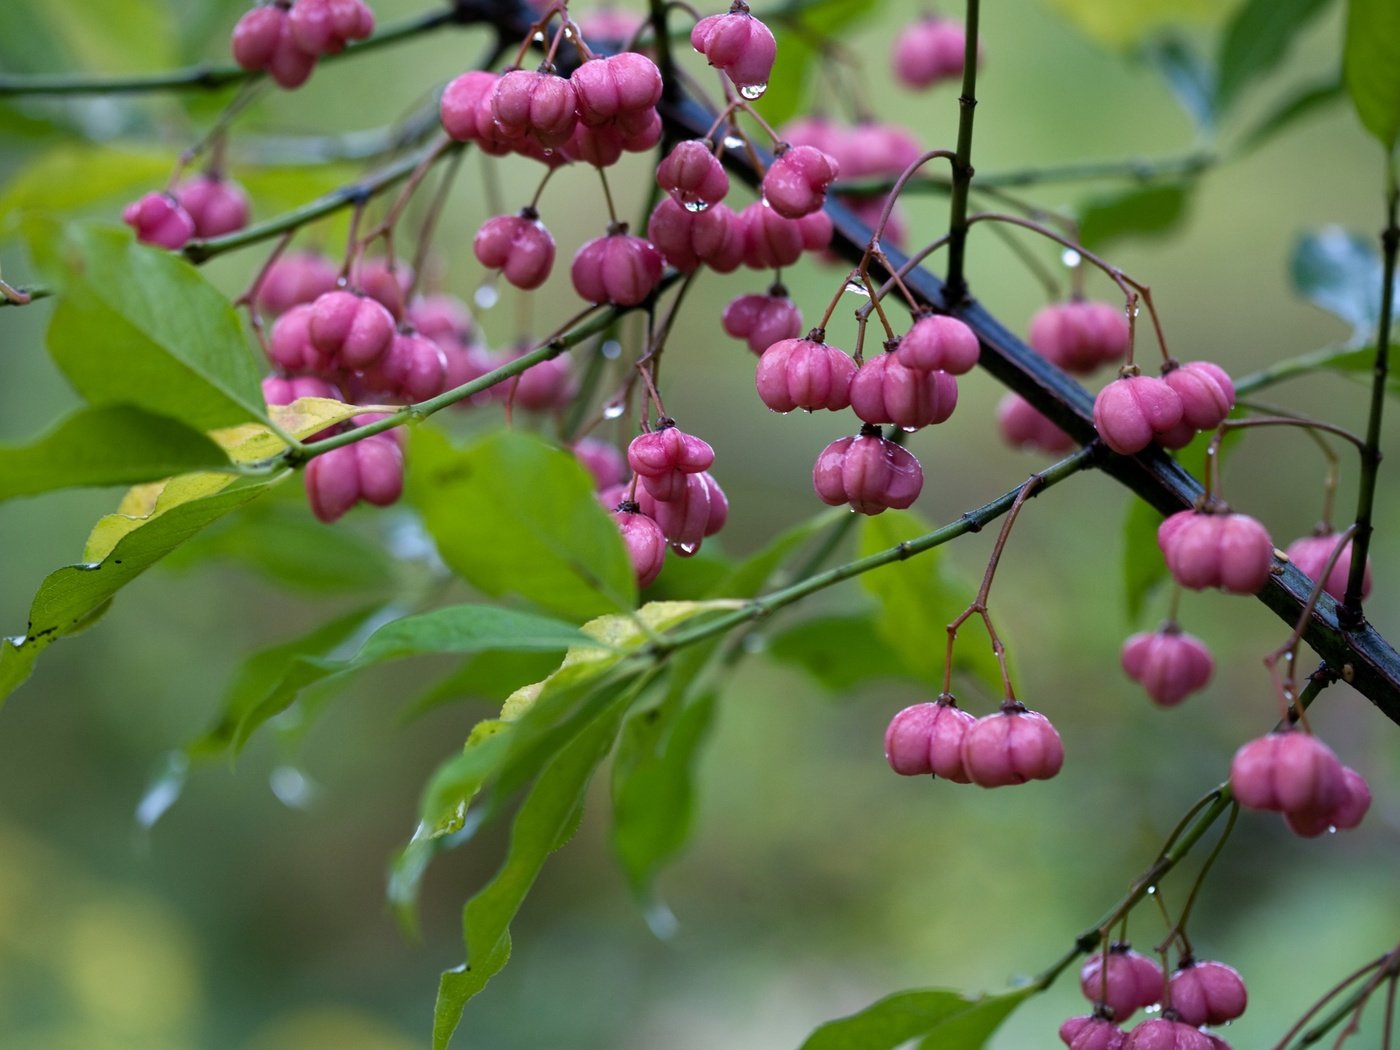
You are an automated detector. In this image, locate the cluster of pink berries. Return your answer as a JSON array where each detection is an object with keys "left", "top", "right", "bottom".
[
  {"left": 691, "top": 2, "right": 777, "bottom": 97},
  {"left": 884, "top": 697, "right": 1064, "bottom": 787},
  {"left": 1062, "top": 946, "right": 1247, "bottom": 1049},
  {"left": 122, "top": 174, "right": 250, "bottom": 250},
  {"left": 231, "top": 0, "right": 374, "bottom": 90},
  {"left": 1095, "top": 360, "right": 1236, "bottom": 456},
  {"left": 1230, "top": 729, "right": 1371, "bottom": 837}
]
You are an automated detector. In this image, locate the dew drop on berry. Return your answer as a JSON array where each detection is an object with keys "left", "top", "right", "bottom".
[
  {"left": 739, "top": 82, "right": 767, "bottom": 100},
  {"left": 683, "top": 199, "right": 710, "bottom": 213}
]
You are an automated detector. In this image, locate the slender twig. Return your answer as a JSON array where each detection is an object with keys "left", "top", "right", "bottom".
[{"left": 942, "top": 0, "right": 981, "bottom": 304}]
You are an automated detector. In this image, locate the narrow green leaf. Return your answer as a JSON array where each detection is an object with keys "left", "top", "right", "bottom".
[
  {"left": 3, "top": 480, "right": 274, "bottom": 705},
  {"left": 44, "top": 224, "right": 267, "bottom": 430},
  {"left": 1344, "top": 0, "right": 1400, "bottom": 150},
  {"left": 766, "top": 613, "right": 910, "bottom": 692},
  {"left": 1215, "top": 0, "right": 1334, "bottom": 116},
  {"left": 0, "top": 405, "right": 230, "bottom": 502},
  {"left": 1238, "top": 77, "right": 1344, "bottom": 154},
  {"left": 1291, "top": 227, "right": 1393, "bottom": 337},
  {"left": 1139, "top": 34, "right": 1216, "bottom": 132},
  {"left": 1122, "top": 498, "right": 1166, "bottom": 622},
  {"left": 432, "top": 690, "right": 630, "bottom": 1049},
  {"left": 403, "top": 651, "right": 563, "bottom": 721},
  {"left": 1078, "top": 184, "right": 1192, "bottom": 249},
  {"left": 407, "top": 426, "right": 636, "bottom": 620},
  {"left": 858, "top": 511, "right": 1003, "bottom": 696},
  {"left": 800, "top": 987, "right": 1031, "bottom": 1050}
]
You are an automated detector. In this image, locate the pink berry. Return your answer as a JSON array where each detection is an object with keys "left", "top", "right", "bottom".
[
  {"left": 504, "top": 352, "right": 577, "bottom": 412},
  {"left": 780, "top": 116, "right": 849, "bottom": 159},
  {"left": 172, "top": 174, "right": 250, "bottom": 238},
  {"left": 407, "top": 293, "right": 473, "bottom": 345},
  {"left": 232, "top": 5, "right": 286, "bottom": 70},
  {"left": 884, "top": 702, "right": 939, "bottom": 776},
  {"left": 960, "top": 705, "right": 1064, "bottom": 787},
  {"left": 1284, "top": 765, "right": 1372, "bottom": 836},
  {"left": 893, "top": 17, "right": 975, "bottom": 89},
  {"left": 267, "top": 302, "right": 327, "bottom": 373},
  {"left": 656, "top": 139, "right": 730, "bottom": 209},
  {"left": 997, "top": 393, "right": 1076, "bottom": 453},
  {"left": 575, "top": 7, "right": 647, "bottom": 43},
  {"left": 304, "top": 433, "right": 403, "bottom": 523},
  {"left": 1157, "top": 509, "right": 1275, "bottom": 594},
  {"left": 1080, "top": 948, "right": 1164, "bottom": 1022},
  {"left": 1163, "top": 361, "right": 1234, "bottom": 430},
  {"left": 490, "top": 69, "right": 579, "bottom": 149},
  {"left": 474, "top": 210, "right": 556, "bottom": 290},
  {"left": 288, "top": 0, "right": 373, "bottom": 55},
  {"left": 928, "top": 699, "right": 976, "bottom": 783},
  {"left": 308, "top": 289, "right": 396, "bottom": 369},
  {"left": 1060, "top": 1015, "right": 1127, "bottom": 1050},
  {"left": 634, "top": 470, "right": 727, "bottom": 554},
  {"left": 691, "top": 3, "right": 777, "bottom": 96},
  {"left": 574, "top": 438, "right": 626, "bottom": 491},
  {"left": 1122, "top": 1018, "right": 1213, "bottom": 1050},
  {"left": 1120, "top": 628, "right": 1214, "bottom": 706},
  {"left": 849, "top": 352, "right": 958, "bottom": 430},
  {"left": 1168, "top": 961, "right": 1247, "bottom": 1027},
  {"left": 441, "top": 71, "right": 503, "bottom": 145},
  {"left": 895, "top": 314, "right": 980, "bottom": 375},
  {"left": 613, "top": 505, "right": 667, "bottom": 587},
  {"left": 647, "top": 198, "right": 744, "bottom": 273},
  {"left": 762, "top": 145, "right": 840, "bottom": 219},
  {"left": 357, "top": 257, "right": 411, "bottom": 320},
  {"left": 739, "top": 202, "right": 806, "bottom": 270},
  {"left": 355, "top": 432, "right": 405, "bottom": 506},
  {"left": 1285, "top": 532, "right": 1372, "bottom": 601},
  {"left": 755, "top": 336, "right": 856, "bottom": 413},
  {"left": 367, "top": 330, "right": 449, "bottom": 402},
  {"left": 841, "top": 122, "right": 922, "bottom": 179},
  {"left": 571, "top": 229, "right": 663, "bottom": 306},
  {"left": 628, "top": 422, "right": 716, "bottom": 501},
  {"left": 1229, "top": 730, "right": 1347, "bottom": 818},
  {"left": 1093, "top": 373, "right": 1184, "bottom": 454},
  {"left": 812, "top": 429, "right": 923, "bottom": 515},
  {"left": 262, "top": 374, "right": 339, "bottom": 406},
  {"left": 256, "top": 251, "right": 340, "bottom": 316},
  {"left": 122, "top": 192, "right": 196, "bottom": 250},
  {"left": 570, "top": 52, "right": 664, "bottom": 126},
  {"left": 722, "top": 292, "right": 803, "bottom": 355},
  {"left": 1030, "top": 301, "right": 1131, "bottom": 374}
]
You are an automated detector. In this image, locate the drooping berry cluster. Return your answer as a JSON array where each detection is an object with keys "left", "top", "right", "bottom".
[
  {"left": 231, "top": 0, "right": 375, "bottom": 90},
  {"left": 884, "top": 697, "right": 1064, "bottom": 788}
]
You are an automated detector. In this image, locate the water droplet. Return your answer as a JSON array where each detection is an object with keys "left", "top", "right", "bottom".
[
  {"left": 1146, "top": 884, "right": 1157, "bottom": 895},
  {"left": 532, "top": 30, "right": 546, "bottom": 42},
  {"left": 474, "top": 283, "right": 499, "bottom": 309},
  {"left": 75, "top": 561, "right": 101, "bottom": 571},
  {"left": 1327, "top": 825, "right": 1338, "bottom": 834},
  {"left": 722, "top": 134, "right": 744, "bottom": 150},
  {"left": 603, "top": 400, "right": 626, "bottom": 419},
  {"left": 1060, "top": 248, "right": 1082, "bottom": 268},
  {"left": 135, "top": 752, "right": 188, "bottom": 829},
  {"left": 739, "top": 82, "right": 767, "bottom": 100},
  {"left": 1131, "top": 304, "right": 1141, "bottom": 317},
  {"left": 843, "top": 280, "right": 871, "bottom": 297},
  {"left": 644, "top": 899, "right": 679, "bottom": 939},
  {"left": 683, "top": 199, "right": 710, "bottom": 213},
  {"left": 741, "top": 632, "right": 767, "bottom": 654},
  {"left": 900, "top": 425, "right": 918, "bottom": 433},
  {"left": 674, "top": 541, "right": 700, "bottom": 556},
  {"left": 601, "top": 339, "right": 622, "bottom": 360},
  {"left": 270, "top": 766, "right": 317, "bottom": 809},
  {"left": 1145, "top": 1003, "right": 1162, "bottom": 1015}
]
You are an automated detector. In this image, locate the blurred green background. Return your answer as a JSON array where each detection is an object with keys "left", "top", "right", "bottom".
[{"left": 2, "top": 0, "right": 1399, "bottom": 1047}]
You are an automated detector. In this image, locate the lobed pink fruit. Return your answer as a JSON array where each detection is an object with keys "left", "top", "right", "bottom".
[
  {"left": 574, "top": 439, "right": 626, "bottom": 492},
  {"left": 575, "top": 6, "right": 646, "bottom": 44},
  {"left": 812, "top": 430, "right": 923, "bottom": 515},
  {"left": 256, "top": 251, "right": 339, "bottom": 316},
  {"left": 895, "top": 314, "right": 980, "bottom": 375},
  {"left": 762, "top": 144, "right": 839, "bottom": 219},
  {"left": 1029, "top": 301, "right": 1130, "bottom": 374},
  {"left": 927, "top": 700, "right": 976, "bottom": 783},
  {"left": 647, "top": 197, "right": 743, "bottom": 273},
  {"left": 370, "top": 330, "right": 449, "bottom": 402},
  {"left": 721, "top": 292, "right": 802, "bottom": 355},
  {"left": 691, "top": 3, "right": 777, "bottom": 96},
  {"left": 1168, "top": 961, "right": 1247, "bottom": 1027},
  {"left": 840, "top": 121, "right": 923, "bottom": 179},
  {"left": 628, "top": 423, "right": 716, "bottom": 501},
  {"left": 884, "top": 702, "right": 939, "bottom": 776},
  {"left": 1284, "top": 765, "right": 1372, "bottom": 836},
  {"left": 173, "top": 174, "right": 250, "bottom": 238},
  {"left": 738, "top": 202, "right": 811, "bottom": 269},
  {"left": 997, "top": 392, "right": 1076, "bottom": 453},
  {"left": 571, "top": 230, "right": 663, "bottom": 306},
  {"left": 1162, "top": 361, "right": 1234, "bottom": 432},
  {"left": 960, "top": 705, "right": 1064, "bottom": 787},
  {"left": 441, "top": 71, "right": 504, "bottom": 145},
  {"left": 1121, "top": 1018, "right": 1214, "bottom": 1050},
  {"left": 407, "top": 293, "right": 473, "bottom": 345},
  {"left": 1285, "top": 532, "right": 1372, "bottom": 601},
  {"left": 634, "top": 470, "right": 728, "bottom": 554},
  {"left": 474, "top": 211, "right": 556, "bottom": 290},
  {"left": 261, "top": 374, "right": 340, "bottom": 406},
  {"left": 570, "top": 52, "right": 663, "bottom": 126},
  {"left": 754, "top": 336, "right": 856, "bottom": 413},
  {"left": 1080, "top": 947, "right": 1163, "bottom": 1021},
  {"left": 1157, "top": 509, "right": 1274, "bottom": 594},
  {"left": 356, "top": 257, "right": 412, "bottom": 320},
  {"left": 490, "top": 69, "right": 579, "bottom": 148},
  {"left": 504, "top": 353, "right": 577, "bottom": 412},
  {"left": 849, "top": 352, "right": 958, "bottom": 430},
  {"left": 122, "top": 192, "right": 196, "bottom": 250},
  {"left": 308, "top": 289, "right": 396, "bottom": 369},
  {"left": 1120, "top": 627, "right": 1214, "bottom": 706},
  {"left": 613, "top": 506, "right": 667, "bottom": 587},
  {"left": 780, "top": 115, "right": 848, "bottom": 158},
  {"left": 287, "top": 0, "right": 374, "bottom": 55},
  {"left": 1229, "top": 731, "right": 1346, "bottom": 819},
  {"left": 304, "top": 433, "right": 403, "bottom": 523},
  {"left": 656, "top": 139, "right": 730, "bottom": 209},
  {"left": 893, "top": 17, "right": 974, "bottom": 89},
  {"left": 231, "top": 6, "right": 285, "bottom": 70},
  {"left": 267, "top": 303, "right": 329, "bottom": 373},
  {"left": 1093, "top": 374, "right": 1183, "bottom": 454},
  {"left": 1059, "top": 1015, "right": 1128, "bottom": 1050}
]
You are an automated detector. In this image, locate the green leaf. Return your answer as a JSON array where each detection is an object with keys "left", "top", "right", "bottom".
[
  {"left": 0, "top": 405, "right": 230, "bottom": 502},
  {"left": 766, "top": 613, "right": 910, "bottom": 692},
  {"left": 1344, "top": 0, "right": 1400, "bottom": 150},
  {"left": 1047, "top": 0, "right": 1224, "bottom": 48},
  {"left": 1215, "top": 0, "right": 1334, "bottom": 116},
  {"left": 800, "top": 987, "right": 1031, "bottom": 1050},
  {"left": 203, "top": 604, "right": 595, "bottom": 755},
  {"left": 1139, "top": 34, "right": 1216, "bottom": 132},
  {"left": 1238, "top": 77, "right": 1344, "bottom": 154},
  {"left": 757, "top": 0, "right": 886, "bottom": 127},
  {"left": 44, "top": 224, "right": 267, "bottom": 430},
  {"left": 1078, "top": 184, "right": 1193, "bottom": 249},
  {"left": 432, "top": 686, "right": 631, "bottom": 1049},
  {"left": 19, "top": 0, "right": 177, "bottom": 75},
  {"left": 858, "top": 511, "right": 1003, "bottom": 696},
  {"left": 2, "top": 480, "right": 274, "bottom": 705},
  {"left": 1122, "top": 498, "right": 1167, "bottom": 622},
  {"left": 407, "top": 426, "right": 636, "bottom": 620},
  {"left": 1291, "top": 227, "right": 1392, "bottom": 337},
  {"left": 0, "top": 147, "right": 171, "bottom": 222}
]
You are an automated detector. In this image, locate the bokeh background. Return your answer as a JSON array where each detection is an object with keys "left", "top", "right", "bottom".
[{"left": 2, "top": 0, "right": 1399, "bottom": 1047}]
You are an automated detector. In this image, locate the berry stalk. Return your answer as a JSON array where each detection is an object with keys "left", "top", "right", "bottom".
[{"left": 941, "top": 0, "right": 980, "bottom": 305}]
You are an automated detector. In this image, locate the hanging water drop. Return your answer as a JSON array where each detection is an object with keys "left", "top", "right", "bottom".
[
  {"left": 843, "top": 279, "right": 871, "bottom": 298},
  {"left": 683, "top": 199, "right": 710, "bottom": 213},
  {"left": 1060, "top": 248, "right": 1082, "bottom": 268},
  {"left": 475, "top": 283, "right": 499, "bottom": 309},
  {"left": 270, "top": 766, "right": 317, "bottom": 809},
  {"left": 723, "top": 134, "right": 745, "bottom": 150},
  {"left": 674, "top": 541, "right": 700, "bottom": 556},
  {"left": 532, "top": 30, "right": 546, "bottom": 42},
  {"left": 739, "top": 82, "right": 767, "bottom": 100},
  {"left": 603, "top": 400, "right": 626, "bottom": 419},
  {"left": 601, "top": 339, "right": 622, "bottom": 360}
]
